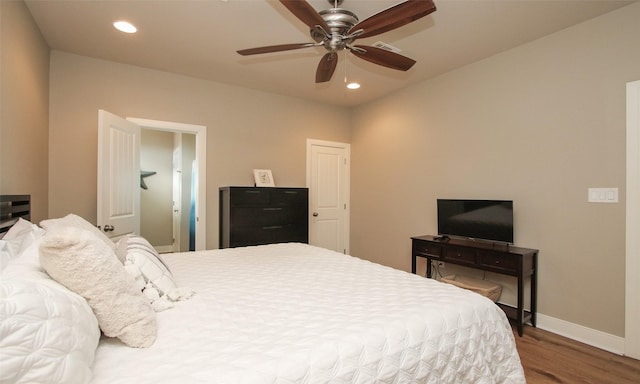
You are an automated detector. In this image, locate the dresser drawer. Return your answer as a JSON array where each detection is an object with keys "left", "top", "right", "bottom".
[
  {"left": 270, "top": 189, "right": 307, "bottom": 206},
  {"left": 229, "top": 189, "right": 270, "bottom": 206},
  {"left": 230, "top": 224, "right": 308, "bottom": 247},
  {"left": 413, "top": 241, "right": 442, "bottom": 258},
  {"left": 479, "top": 251, "right": 518, "bottom": 273},
  {"left": 230, "top": 207, "right": 297, "bottom": 226},
  {"left": 444, "top": 247, "right": 476, "bottom": 265}
]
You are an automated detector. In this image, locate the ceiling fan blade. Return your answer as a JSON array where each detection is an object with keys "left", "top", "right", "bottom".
[
  {"left": 350, "top": 45, "right": 416, "bottom": 71},
  {"left": 280, "top": 0, "right": 330, "bottom": 32},
  {"left": 237, "top": 43, "right": 317, "bottom": 56},
  {"left": 316, "top": 52, "right": 338, "bottom": 83},
  {"left": 350, "top": 0, "right": 436, "bottom": 39}
]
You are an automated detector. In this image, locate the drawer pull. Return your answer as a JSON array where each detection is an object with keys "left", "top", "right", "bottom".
[
  {"left": 263, "top": 225, "right": 283, "bottom": 230},
  {"left": 263, "top": 207, "right": 283, "bottom": 211}
]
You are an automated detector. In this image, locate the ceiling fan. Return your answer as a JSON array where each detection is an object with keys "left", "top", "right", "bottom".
[{"left": 237, "top": 0, "right": 437, "bottom": 83}]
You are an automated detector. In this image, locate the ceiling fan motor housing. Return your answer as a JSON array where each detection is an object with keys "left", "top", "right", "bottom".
[{"left": 312, "top": 8, "right": 359, "bottom": 51}]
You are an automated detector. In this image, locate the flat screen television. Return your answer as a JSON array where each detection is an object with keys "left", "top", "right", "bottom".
[{"left": 437, "top": 199, "right": 514, "bottom": 243}]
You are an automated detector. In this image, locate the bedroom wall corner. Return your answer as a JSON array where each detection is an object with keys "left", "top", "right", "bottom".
[
  {"left": 0, "top": 0, "right": 50, "bottom": 222},
  {"left": 349, "top": 2, "right": 640, "bottom": 340}
]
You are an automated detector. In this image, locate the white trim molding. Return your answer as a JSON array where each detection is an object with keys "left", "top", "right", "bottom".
[
  {"left": 536, "top": 313, "right": 625, "bottom": 356},
  {"left": 626, "top": 80, "right": 640, "bottom": 359}
]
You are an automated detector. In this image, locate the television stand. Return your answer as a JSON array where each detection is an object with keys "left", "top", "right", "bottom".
[{"left": 411, "top": 235, "right": 538, "bottom": 336}]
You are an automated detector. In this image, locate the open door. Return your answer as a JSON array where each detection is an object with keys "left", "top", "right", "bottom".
[{"left": 97, "top": 110, "right": 141, "bottom": 240}]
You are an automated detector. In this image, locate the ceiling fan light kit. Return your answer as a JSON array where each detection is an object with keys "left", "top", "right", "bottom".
[{"left": 237, "top": 0, "right": 436, "bottom": 84}]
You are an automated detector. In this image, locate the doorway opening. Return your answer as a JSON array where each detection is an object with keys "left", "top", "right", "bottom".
[
  {"left": 128, "top": 117, "right": 207, "bottom": 251},
  {"left": 139, "top": 130, "right": 196, "bottom": 252}
]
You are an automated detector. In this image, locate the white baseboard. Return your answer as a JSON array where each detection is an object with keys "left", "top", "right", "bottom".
[{"left": 536, "top": 313, "right": 625, "bottom": 356}]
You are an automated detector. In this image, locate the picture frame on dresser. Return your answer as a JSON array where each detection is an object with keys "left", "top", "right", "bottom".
[{"left": 253, "top": 169, "right": 275, "bottom": 187}]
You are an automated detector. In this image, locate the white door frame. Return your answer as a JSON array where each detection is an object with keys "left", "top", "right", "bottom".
[
  {"left": 626, "top": 80, "right": 640, "bottom": 359},
  {"left": 306, "top": 139, "right": 350, "bottom": 254},
  {"left": 128, "top": 117, "right": 207, "bottom": 251},
  {"left": 172, "top": 133, "right": 183, "bottom": 252}
]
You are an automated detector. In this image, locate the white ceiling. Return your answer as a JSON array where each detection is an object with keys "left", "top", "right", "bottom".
[{"left": 25, "top": 0, "right": 634, "bottom": 107}]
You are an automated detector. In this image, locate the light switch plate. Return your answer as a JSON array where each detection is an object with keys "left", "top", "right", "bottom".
[{"left": 588, "top": 187, "right": 619, "bottom": 203}]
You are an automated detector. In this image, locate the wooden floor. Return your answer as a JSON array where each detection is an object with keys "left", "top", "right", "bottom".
[{"left": 514, "top": 326, "right": 640, "bottom": 383}]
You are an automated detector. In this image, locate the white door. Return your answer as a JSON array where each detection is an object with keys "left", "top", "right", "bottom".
[
  {"left": 307, "top": 139, "right": 350, "bottom": 253},
  {"left": 97, "top": 110, "right": 141, "bottom": 240}
]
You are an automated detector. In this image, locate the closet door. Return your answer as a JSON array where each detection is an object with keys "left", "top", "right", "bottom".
[{"left": 307, "top": 140, "right": 350, "bottom": 254}]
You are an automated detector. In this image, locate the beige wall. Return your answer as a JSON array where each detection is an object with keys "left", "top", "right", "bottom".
[
  {"left": 350, "top": 3, "right": 640, "bottom": 337},
  {"left": 0, "top": 0, "right": 49, "bottom": 222},
  {"left": 48, "top": 51, "right": 351, "bottom": 248}
]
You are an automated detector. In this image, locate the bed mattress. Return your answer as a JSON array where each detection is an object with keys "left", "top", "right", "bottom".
[{"left": 90, "top": 243, "right": 525, "bottom": 383}]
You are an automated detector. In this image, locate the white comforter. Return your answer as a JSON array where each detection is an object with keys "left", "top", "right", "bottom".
[{"left": 90, "top": 243, "right": 525, "bottom": 383}]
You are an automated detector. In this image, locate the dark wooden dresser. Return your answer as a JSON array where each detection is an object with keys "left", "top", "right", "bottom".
[
  {"left": 219, "top": 187, "right": 308, "bottom": 248},
  {"left": 411, "top": 235, "right": 538, "bottom": 336}
]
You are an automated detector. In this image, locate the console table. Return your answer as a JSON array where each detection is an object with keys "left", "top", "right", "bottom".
[{"left": 411, "top": 235, "right": 538, "bottom": 336}]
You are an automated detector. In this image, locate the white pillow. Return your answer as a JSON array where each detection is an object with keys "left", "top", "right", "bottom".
[
  {"left": 0, "top": 219, "right": 45, "bottom": 273},
  {"left": 40, "top": 214, "right": 115, "bottom": 252},
  {"left": 123, "top": 236, "right": 175, "bottom": 291},
  {"left": 0, "top": 238, "right": 19, "bottom": 272},
  {"left": 39, "top": 227, "right": 157, "bottom": 348},
  {"left": 118, "top": 235, "right": 193, "bottom": 311},
  {"left": 0, "top": 276, "right": 100, "bottom": 384},
  {"left": 2, "top": 217, "right": 38, "bottom": 241}
]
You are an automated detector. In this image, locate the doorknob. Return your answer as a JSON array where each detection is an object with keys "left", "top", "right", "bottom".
[
  {"left": 103, "top": 224, "right": 115, "bottom": 232},
  {"left": 313, "top": 212, "right": 319, "bottom": 217}
]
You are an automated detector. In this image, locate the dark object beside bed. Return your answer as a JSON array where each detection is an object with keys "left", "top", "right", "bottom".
[
  {"left": 219, "top": 187, "right": 309, "bottom": 248},
  {"left": 0, "top": 195, "right": 31, "bottom": 236}
]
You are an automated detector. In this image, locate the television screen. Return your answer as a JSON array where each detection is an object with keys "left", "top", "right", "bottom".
[{"left": 437, "top": 199, "right": 514, "bottom": 243}]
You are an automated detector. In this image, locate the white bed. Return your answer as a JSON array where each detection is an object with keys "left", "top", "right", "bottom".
[{"left": 1, "top": 208, "right": 525, "bottom": 384}]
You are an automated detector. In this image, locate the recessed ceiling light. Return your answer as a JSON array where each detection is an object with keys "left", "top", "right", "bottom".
[
  {"left": 346, "top": 82, "right": 360, "bottom": 90},
  {"left": 113, "top": 21, "right": 137, "bottom": 34}
]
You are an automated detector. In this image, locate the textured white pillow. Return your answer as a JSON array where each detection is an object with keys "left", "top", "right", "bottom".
[
  {"left": 0, "top": 277, "right": 100, "bottom": 384},
  {"left": 39, "top": 227, "right": 157, "bottom": 348},
  {"left": 40, "top": 214, "right": 115, "bottom": 252}
]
